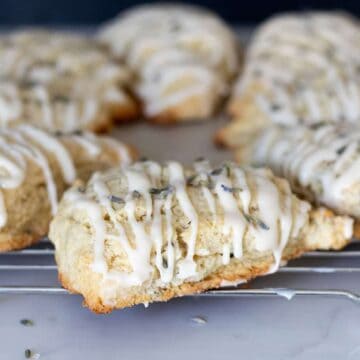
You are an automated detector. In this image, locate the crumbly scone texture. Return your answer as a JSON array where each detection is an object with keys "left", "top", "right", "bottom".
[
  {"left": 148, "top": 94, "right": 225, "bottom": 124},
  {"left": 216, "top": 82, "right": 271, "bottom": 148},
  {"left": 217, "top": 11, "right": 360, "bottom": 148},
  {"left": 0, "top": 128, "right": 136, "bottom": 252},
  {"left": 99, "top": 4, "right": 240, "bottom": 123},
  {"left": 0, "top": 30, "right": 139, "bottom": 132},
  {"left": 49, "top": 162, "right": 353, "bottom": 313}
]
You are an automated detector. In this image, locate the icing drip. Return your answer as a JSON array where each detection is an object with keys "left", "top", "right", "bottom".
[
  {"left": 99, "top": 5, "right": 238, "bottom": 117},
  {"left": 65, "top": 161, "right": 310, "bottom": 300},
  {"left": 251, "top": 124, "right": 360, "bottom": 218},
  {"left": 0, "top": 125, "right": 130, "bottom": 227},
  {"left": 167, "top": 161, "right": 198, "bottom": 278},
  {"left": 235, "top": 12, "right": 360, "bottom": 125},
  {"left": 211, "top": 167, "right": 246, "bottom": 261},
  {"left": 0, "top": 83, "right": 21, "bottom": 125},
  {"left": 17, "top": 124, "right": 76, "bottom": 183}
]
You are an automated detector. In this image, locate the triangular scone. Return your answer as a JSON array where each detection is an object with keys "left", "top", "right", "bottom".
[
  {"left": 0, "top": 125, "right": 135, "bottom": 252},
  {"left": 216, "top": 12, "right": 360, "bottom": 148},
  {"left": 98, "top": 4, "right": 239, "bottom": 123},
  {"left": 0, "top": 30, "right": 139, "bottom": 132},
  {"left": 49, "top": 160, "right": 353, "bottom": 313},
  {"left": 233, "top": 123, "right": 360, "bottom": 237}
]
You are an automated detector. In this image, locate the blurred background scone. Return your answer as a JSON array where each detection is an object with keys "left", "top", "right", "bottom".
[
  {"left": 0, "top": 30, "right": 139, "bottom": 132},
  {"left": 99, "top": 4, "right": 240, "bottom": 123},
  {"left": 49, "top": 160, "right": 353, "bottom": 312},
  {"left": 217, "top": 11, "right": 360, "bottom": 148},
  {"left": 0, "top": 124, "right": 135, "bottom": 252}
]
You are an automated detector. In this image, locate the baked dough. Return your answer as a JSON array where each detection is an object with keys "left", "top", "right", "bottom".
[
  {"left": 233, "top": 123, "right": 360, "bottom": 237},
  {"left": 49, "top": 160, "right": 353, "bottom": 312},
  {"left": 99, "top": 4, "right": 239, "bottom": 123},
  {"left": 0, "top": 30, "right": 139, "bottom": 132},
  {"left": 0, "top": 124, "right": 135, "bottom": 252},
  {"left": 217, "top": 12, "right": 360, "bottom": 148}
]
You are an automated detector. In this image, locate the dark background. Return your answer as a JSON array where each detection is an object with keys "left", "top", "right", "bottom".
[{"left": 0, "top": 0, "right": 358, "bottom": 25}]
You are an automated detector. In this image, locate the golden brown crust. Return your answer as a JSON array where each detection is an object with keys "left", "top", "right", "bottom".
[
  {"left": 86, "top": 114, "right": 114, "bottom": 134},
  {"left": 56, "top": 241, "right": 326, "bottom": 314},
  {"left": 110, "top": 98, "right": 141, "bottom": 124},
  {"left": 0, "top": 231, "right": 46, "bottom": 253},
  {"left": 54, "top": 206, "right": 352, "bottom": 313},
  {"left": 354, "top": 221, "right": 360, "bottom": 239},
  {"left": 215, "top": 82, "right": 271, "bottom": 148},
  {"left": 86, "top": 100, "right": 141, "bottom": 133},
  {"left": 148, "top": 95, "right": 220, "bottom": 124},
  {"left": 58, "top": 260, "right": 273, "bottom": 314}
]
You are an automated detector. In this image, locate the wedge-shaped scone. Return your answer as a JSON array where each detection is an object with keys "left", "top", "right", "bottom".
[
  {"left": 98, "top": 4, "right": 239, "bottom": 123},
  {"left": 0, "top": 30, "right": 138, "bottom": 132},
  {"left": 233, "top": 123, "right": 360, "bottom": 236},
  {"left": 49, "top": 160, "right": 353, "bottom": 313},
  {"left": 217, "top": 12, "right": 360, "bottom": 148},
  {"left": 0, "top": 124, "right": 135, "bottom": 252}
]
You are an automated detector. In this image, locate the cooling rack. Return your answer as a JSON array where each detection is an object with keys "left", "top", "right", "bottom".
[{"left": 1, "top": 240, "right": 360, "bottom": 304}]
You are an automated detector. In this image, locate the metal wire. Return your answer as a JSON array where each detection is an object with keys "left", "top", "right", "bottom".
[{"left": 0, "top": 241, "right": 359, "bottom": 303}]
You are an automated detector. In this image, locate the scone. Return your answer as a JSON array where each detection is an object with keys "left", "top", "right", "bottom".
[
  {"left": 0, "top": 30, "right": 139, "bottom": 132},
  {"left": 233, "top": 123, "right": 360, "bottom": 237},
  {"left": 49, "top": 160, "right": 353, "bottom": 313},
  {"left": 216, "top": 12, "right": 360, "bottom": 148},
  {"left": 0, "top": 124, "right": 135, "bottom": 252},
  {"left": 98, "top": 4, "right": 239, "bottom": 123}
]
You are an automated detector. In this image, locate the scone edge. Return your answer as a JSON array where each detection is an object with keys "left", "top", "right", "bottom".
[{"left": 53, "top": 207, "right": 353, "bottom": 314}]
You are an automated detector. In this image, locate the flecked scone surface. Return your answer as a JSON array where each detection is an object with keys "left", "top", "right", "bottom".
[
  {"left": 0, "top": 125, "right": 134, "bottom": 252},
  {"left": 233, "top": 123, "right": 360, "bottom": 238},
  {"left": 0, "top": 30, "right": 139, "bottom": 132},
  {"left": 217, "top": 12, "right": 360, "bottom": 147},
  {"left": 49, "top": 160, "right": 353, "bottom": 313},
  {"left": 99, "top": 4, "right": 239, "bottom": 122}
]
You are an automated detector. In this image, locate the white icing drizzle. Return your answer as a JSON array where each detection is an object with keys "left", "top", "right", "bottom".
[
  {"left": 211, "top": 167, "right": 246, "bottom": 261},
  {"left": 101, "top": 136, "right": 132, "bottom": 165},
  {"left": 167, "top": 161, "right": 198, "bottom": 278},
  {"left": 233, "top": 12, "right": 360, "bottom": 125},
  {"left": 67, "top": 133, "right": 102, "bottom": 157},
  {"left": 251, "top": 124, "right": 360, "bottom": 218},
  {"left": 220, "top": 279, "right": 246, "bottom": 287},
  {"left": 0, "top": 125, "right": 130, "bottom": 227},
  {"left": 17, "top": 124, "right": 76, "bottom": 183},
  {"left": 0, "top": 31, "right": 133, "bottom": 131},
  {"left": 99, "top": 4, "right": 238, "bottom": 117},
  {"left": 193, "top": 160, "right": 217, "bottom": 220},
  {"left": 65, "top": 161, "right": 310, "bottom": 302}
]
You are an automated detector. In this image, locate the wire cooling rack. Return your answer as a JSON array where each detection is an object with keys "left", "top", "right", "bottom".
[{"left": 0, "top": 240, "right": 360, "bottom": 304}]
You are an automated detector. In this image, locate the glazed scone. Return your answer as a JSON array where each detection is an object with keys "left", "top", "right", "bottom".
[
  {"left": 49, "top": 160, "right": 353, "bottom": 313},
  {"left": 233, "top": 123, "right": 360, "bottom": 236},
  {"left": 0, "top": 124, "right": 135, "bottom": 252},
  {"left": 0, "top": 30, "right": 139, "bottom": 132},
  {"left": 99, "top": 4, "right": 239, "bottom": 123},
  {"left": 217, "top": 12, "right": 360, "bottom": 147}
]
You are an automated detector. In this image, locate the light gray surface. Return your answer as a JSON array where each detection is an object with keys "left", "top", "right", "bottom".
[
  {"left": 1, "top": 294, "right": 360, "bottom": 360},
  {"left": 113, "top": 114, "right": 231, "bottom": 164}
]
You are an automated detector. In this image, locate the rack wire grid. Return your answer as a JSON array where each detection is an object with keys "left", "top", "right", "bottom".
[{"left": 0, "top": 239, "right": 360, "bottom": 304}]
